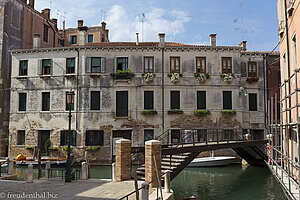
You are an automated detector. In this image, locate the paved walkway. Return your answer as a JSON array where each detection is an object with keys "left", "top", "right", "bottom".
[{"left": 0, "top": 179, "right": 143, "bottom": 200}]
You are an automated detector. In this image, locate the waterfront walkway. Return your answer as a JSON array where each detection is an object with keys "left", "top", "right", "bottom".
[
  {"left": 0, "top": 179, "right": 142, "bottom": 200},
  {"left": 267, "top": 164, "right": 300, "bottom": 200}
]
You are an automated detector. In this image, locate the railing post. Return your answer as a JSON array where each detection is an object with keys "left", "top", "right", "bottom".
[
  {"left": 45, "top": 161, "right": 51, "bottom": 179},
  {"left": 8, "top": 158, "right": 13, "bottom": 175},
  {"left": 217, "top": 129, "right": 219, "bottom": 144},
  {"left": 164, "top": 170, "right": 171, "bottom": 193},
  {"left": 27, "top": 164, "right": 33, "bottom": 183},
  {"left": 206, "top": 130, "right": 208, "bottom": 145},
  {"left": 192, "top": 130, "right": 195, "bottom": 146},
  {"left": 141, "top": 182, "right": 149, "bottom": 200}
]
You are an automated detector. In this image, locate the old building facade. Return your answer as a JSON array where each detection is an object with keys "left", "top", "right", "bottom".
[{"left": 8, "top": 34, "right": 269, "bottom": 162}]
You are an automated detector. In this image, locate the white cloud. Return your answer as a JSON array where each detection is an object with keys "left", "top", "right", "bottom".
[{"left": 106, "top": 5, "right": 191, "bottom": 42}]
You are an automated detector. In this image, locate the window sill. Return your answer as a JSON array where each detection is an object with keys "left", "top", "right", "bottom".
[
  {"left": 16, "top": 76, "right": 27, "bottom": 80},
  {"left": 40, "top": 75, "right": 52, "bottom": 79},
  {"left": 90, "top": 73, "right": 102, "bottom": 77},
  {"left": 65, "top": 74, "right": 76, "bottom": 78}
]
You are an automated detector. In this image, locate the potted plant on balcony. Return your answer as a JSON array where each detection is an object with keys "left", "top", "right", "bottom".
[
  {"left": 220, "top": 110, "right": 237, "bottom": 116},
  {"left": 194, "top": 110, "right": 210, "bottom": 117},
  {"left": 194, "top": 73, "right": 210, "bottom": 84},
  {"left": 141, "top": 110, "right": 158, "bottom": 115},
  {"left": 142, "top": 73, "right": 156, "bottom": 83},
  {"left": 220, "top": 73, "right": 235, "bottom": 84},
  {"left": 110, "top": 68, "right": 135, "bottom": 80},
  {"left": 246, "top": 77, "right": 259, "bottom": 83},
  {"left": 168, "top": 109, "right": 184, "bottom": 114},
  {"left": 167, "top": 73, "right": 182, "bottom": 83}
]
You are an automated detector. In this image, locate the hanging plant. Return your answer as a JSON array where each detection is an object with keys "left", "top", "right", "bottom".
[
  {"left": 194, "top": 73, "right": 210, "bottom": 84},
  {"left": 220, "top": 73, "right": 235, "bottom": 84},
  {"left": 167, "top": 73, "right": 182, "bottom": 83},
  {"left": 142, "top": 73, "right": 156, "bottom": 83},
  {"left": 194, "top": 110, "right": 210, "bottom": 117}
]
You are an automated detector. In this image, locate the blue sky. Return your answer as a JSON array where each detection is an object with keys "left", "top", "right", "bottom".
[{"left": 36, "top": 0, "right": 279, "bottom": 51}]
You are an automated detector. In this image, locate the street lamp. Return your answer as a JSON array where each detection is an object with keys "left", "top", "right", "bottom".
[{"left": 65, "top": 90, "right": 75, "bottom": 182}]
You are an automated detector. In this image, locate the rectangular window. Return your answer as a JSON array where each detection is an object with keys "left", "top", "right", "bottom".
[
  {"left": 249, "top": 93, "right": 257, "bottom": 111},
  {"left": 144, "top": 57, "right": 154, "bottom": 73},
  {"left": 60, "top": 130, "right": 77, "bottom": 146},
  {"left": 196, "top": 57, "right": 206, "bottom": 73},
  {"left": 171, "top": 130, "right": 181, "bottom": 144},
  {"left": 170, "top": 57, "right": 180, "bottom": 73},
  {"left": 197, "top": 91, "right": 206, "bottom": 110},
  {"left": 248, "top": 62, "right": 257, "bottom": 77},
  {"left": 292, "top": 35, "right": 297, "bottom": 71},
  {"left": 58, "top": 39, "right": 64, "bottom": 46},
  {"left": 91, "top": 57, "right": 101, "bottom": 73},
  {"left": 19, "top": 60, "right": 28, "bottom": 76},
  {"left": 91, "top": 91, "right": 100, "bottom": 110},
  {"left": 70, "top": 35, "right": 77, "bottom": 44},
  {"left": 116, "top": 91, "right": 128, "bottom": 117},
  {"left": 42, "top": 59, "right": 51, "bottom": 75},
  {"left": 43, "top": 25, "right": 49, "bottom": 43},
  {"left": 19, "top": 93, "right": 27, "bottom": 111},
  {"left": 66, "top": 58, "right": 75, "bottom": 74},
  {"left": 17, "top": 130, "right": 25, "bottom": 145},
  {"left": 42, "top": 92, "right": 50, "bottom": 111},
  {"left": 223, "top": 91, "right": 232, "bottom": 110},
  {"left": 144, "top": 91, "right": 154, "bottom": 110},
  {"left": 171, "top": 91, "right": 180, "bottom": 109},
  {"left": 144, "top": 130, "right": 154, "bottom": 143},
  {"left": 116, "top": 57, "right": 128, "bottom": 71},
  {"left": 222, "top": 57, "right": 232, "bottom": 74},
  {"left": 65, "top": 92, "right": 74, "bottom": 111},
  {"left": 86, "top": 130, "right": 104, "bottom": 146},
  {"left": 88, "top": 34, "right": 94, "bottom": 43}
]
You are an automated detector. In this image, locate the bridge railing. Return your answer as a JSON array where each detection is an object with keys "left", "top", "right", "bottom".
[{"left": 154, "top": 128, "right": 246, "bottom": 147}]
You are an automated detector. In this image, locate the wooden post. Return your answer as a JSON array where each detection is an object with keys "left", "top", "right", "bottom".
[
  {"left": 134, "top": 168, "right": 139, "bottom": 200},
  {"left": 38, "top": 149, "right": 41, "bottom": 179}
]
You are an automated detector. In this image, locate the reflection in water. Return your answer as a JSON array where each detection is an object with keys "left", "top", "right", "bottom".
[{"left": 171, "top": 165, "right": 286, "bottom": 200}]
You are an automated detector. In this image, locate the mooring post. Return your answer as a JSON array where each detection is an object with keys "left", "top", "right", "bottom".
[
  {"left": 82, "top": 162, "right": 88, "bottom": 180},
  {"left": 164, "top": 170, "right": 171, "bottom": 193},
  {"left": 45, "top": 161, "right": 51, "bottom": 179},
  {"left": 8, "top": 158, "right": 13, "bottom": 175},
  {"left": 141, "top": 182, "right": 149, "bottom": 200},
  {"left": 112, "top": 162, "right": 115, "bottom": 181},
  {"left": 27, "top": 164, "right": 33, "bottom": 183}
]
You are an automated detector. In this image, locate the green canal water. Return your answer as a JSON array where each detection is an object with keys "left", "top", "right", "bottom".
[{"left": 14, "top": 165, "right": 286, "bottom": 200}]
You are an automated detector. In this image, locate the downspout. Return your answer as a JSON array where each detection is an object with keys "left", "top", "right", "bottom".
[
  {"left": 263, "top": 53, "right": 268, "bottom": 137},
  {"left": 284, "top": 0, "right": 292, "bottom": 157},
  {"left": 75, "top": 48, "right": 80, "bottom": 131},
  {"left": 161, "top": 47, "right": 165, "bottom": 134}
]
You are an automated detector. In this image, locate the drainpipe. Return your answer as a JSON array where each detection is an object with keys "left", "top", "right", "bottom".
[
  {"left": 159, "top": 33, "right": 165, "bottom": 134},
  {"left": 263, "top": 53, "right": 267, "bottom": 138},
  {"left": 284, "top": 0, "right": 292, "bottom": 158},
  {"left": 75, "top": 48, "right": 80, "bottom": 131}
]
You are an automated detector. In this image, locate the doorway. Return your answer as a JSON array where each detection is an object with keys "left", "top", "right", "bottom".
[{"left": 38, "top": 130, "right": 50, "bottom": 156}]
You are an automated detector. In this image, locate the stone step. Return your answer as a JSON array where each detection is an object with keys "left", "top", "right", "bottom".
[
  {"left": 161, "top": 158, "right": 185, "bottom": 163},
  {"left": 161, "top": 161, "right": 182, "bottom": 166}
]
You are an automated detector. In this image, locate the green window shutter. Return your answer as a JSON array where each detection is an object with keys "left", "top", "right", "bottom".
[
  {"left": 86, "top": 57, "right": 91, "bottom": 73},
  {"left": 50, "top": 59, "right": 53, "bottom": 75},
  {"left": 91, "top": 91, "right": 100, "bottom": 110},
  {"left": 19, "top": 93, "right": 27, "bottom": 111},
  {"left": 101, "top": 57, "right": 106, "bottom": 73},
  {"left": 144, "top": 91, "right": 154, "bottom": 110},
  {"left": 171, "top": 91, "right": 180, "bottom": 109},
  {"left": 114, "top": 57, "right": 117, "bottom": 72},
  {"left": 38, "top": 59, "right": 42, "bottom": 75},
  {"left": 72, "top": 131, "right": 77, "bottom": 146},
  {"left": 197, "top": 91, "right": 206, "bottom": 110},
  {"left": 223, "top": 91, "right": 232, "bottom": 110},
  {"left": 86, "top": 130, "right": 90, "bottom": 146}
]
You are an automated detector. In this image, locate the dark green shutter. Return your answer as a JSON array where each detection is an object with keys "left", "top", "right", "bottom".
[
  {"left": 72, "top": 131, "right": 77, "bottom": 146},
  {"left": 223, "top": 91, "right": 232, "bottom": 110},
  {"left": 171, "top": 91, "right": 180, "bottom": 109},
  {"left": 144, "top": 91, "right": 154, "bottom": 110},
  {"left": 91, "top": 91, "right": 100, "bottom": 110},
  {"left": 197, "top": 91, "right": 206, "bottom": 110},
  {"left": 42, "top": 92, "right": 50, "bottom": 111},
  {"left": 249, "top": 94, "right": 257, "bottom": 111},
  {"left": 19, "top": 93, "right": 27, "bottom": 111},
  {"left": 116, "top": 91, "right": 128, "bottom": 117}
]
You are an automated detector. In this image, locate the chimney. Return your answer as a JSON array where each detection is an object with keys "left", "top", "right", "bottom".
[
  {"left": 33, "top": 34, "right": 40, "bottom": 49},
  {"left": 78, "top": 20, "right": 84, "bottom": 27},
  {"left": 158, "top": 33, "right": 165, "bottom": 47},
  {"left": 51, "top": 18, "right": 58, "bottom": 30},
  {"left": 42, "top": 9, "right": 50, "bottom": 19},
  {"left": 101, "top": 21, "right": 106, "bottom": 30},
  {"left": 29, "top": 0, "right": 34, "bottom": 8},
  {"left": 136, "top": 33, "right": 139, "bottom": 45},
  {"left": 209, "top": 34, "right": 217, "bottom": 47},
  {"left": 239, "top": 41, "right": 247, "bottom": 50}
]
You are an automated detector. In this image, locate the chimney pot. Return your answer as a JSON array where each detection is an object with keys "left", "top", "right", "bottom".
[
  {"left": 33, "top": 34, "right": 40, "bottom": 49},
  {"left": 239, "top": 41, "right": 247, "bottom": 50},
  {"left": 42, "top": 9, "right": 50, "bottom": 19},
  {"left": 209, "top": 34, "right": 217, "bottom": 47},
  {"left": 136, "top": 33, "right": 139, "bottom": 45},
  {"left": 101, "top": 22, "right": 106, "bottom": 30},
  {"left": 158, "top": 33, "right": 165, "bottom": 47},
  {"left": 29, "top": 0, "right": 34, "bottom": 8},
  {"left": 78, "top": 20, "right": 84, "bottom": 27}
]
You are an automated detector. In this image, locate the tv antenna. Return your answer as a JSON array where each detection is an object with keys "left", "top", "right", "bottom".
[
  {"left": 101, "top": 9, "right": 107, "bottom": 22},
  {"left": 141, "top": 13, "right": 145, "bottom": 42}
]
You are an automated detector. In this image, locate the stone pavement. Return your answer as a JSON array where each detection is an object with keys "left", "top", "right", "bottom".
[{"left": 0, "top": 179, "right": 143, "bottom": 200}]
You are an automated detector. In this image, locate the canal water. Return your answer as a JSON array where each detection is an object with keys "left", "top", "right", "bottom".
[{"left": 14, "top": 165, "right": 286, "bottom": 200}]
